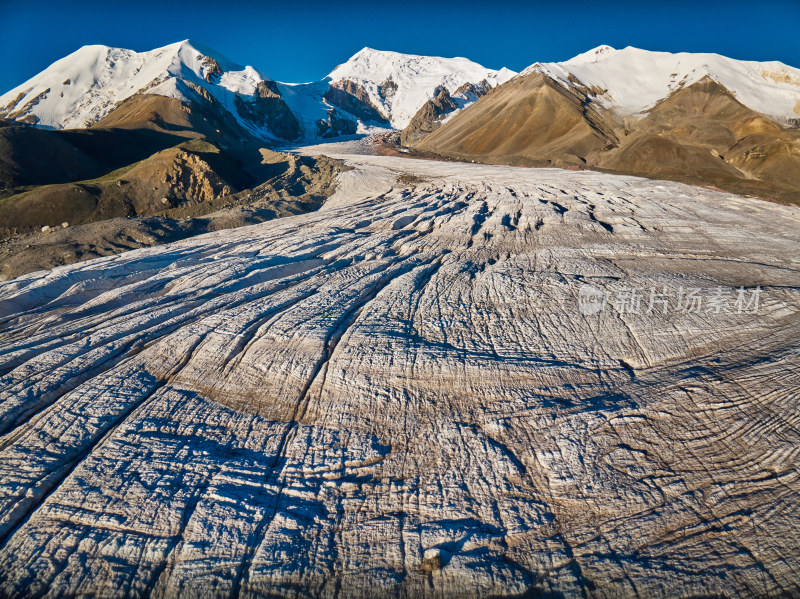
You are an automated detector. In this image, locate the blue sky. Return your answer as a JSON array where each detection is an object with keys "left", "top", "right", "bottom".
[{"left": 1, "top": 0, "right": 798, "bottom": 92}]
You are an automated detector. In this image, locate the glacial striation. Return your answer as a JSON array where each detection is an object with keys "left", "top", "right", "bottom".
[{"left": 1, "top": 149, "right": 799, "bottom": 597}]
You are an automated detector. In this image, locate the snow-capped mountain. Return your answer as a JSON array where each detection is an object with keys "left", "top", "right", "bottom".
[
  {"left": 5, "top": 42, "right": 799, "bottom": 143},
  {"left": 524, "top": 45, "right": 800, "bottom": 125},
  {"left": 414, "top": 44, "right": 800, "bottom": 207},
  {"left": 327, "top": 48, "right": 516, "bottom": 128},
  {"left": 0, "top": 40, "right": 299, "bottom": 139},
  {"left": 0, "top": 42, "right": 515, "bottom": 142}
]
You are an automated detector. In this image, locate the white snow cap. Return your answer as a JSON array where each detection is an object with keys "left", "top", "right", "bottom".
[
  {"left": 7, "top": 41, "right": 798, "bottom": 137},
  {"left": 523, "top": 45, "right": 800, "bottom": 124},
  {"left": 0, "top": 41, "right": 517, "bottom": 139},
  {"left": 328, "top": 47, "right": 517, "bottom": 128},
  {"left": 0, "top": 40, "right": 274, "bottom": 129}
]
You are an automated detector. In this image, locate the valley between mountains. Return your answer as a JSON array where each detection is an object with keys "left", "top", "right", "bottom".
[
  {"left": 1, "top": 141, "right": 799, "bottom": 597},
  {"left": 3, "top": 41, "right": 800, "bottom": 272}
]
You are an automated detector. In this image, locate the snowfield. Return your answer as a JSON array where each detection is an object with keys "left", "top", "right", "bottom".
[
  {"left": 0, "top": 41, "right": 515, "bottom": 139},
  {"left": 1, "top": 150, "right": 800, "bottom": 597},
  {"left": 5, "top": 41, "right": 799, "bottom": 142},
  {"left": 0, "top": 40, "right": 276, "bottom": 131},
  {"left": 328, "top": 48, "right": 516, "bottom": 128},
  {"left": 526, "top": 45, "right": 800, "bottom": 124}
]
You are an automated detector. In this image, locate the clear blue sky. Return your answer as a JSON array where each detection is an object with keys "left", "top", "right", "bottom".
[{"left": 1, "top": 0, "right": 798, "bottom": 92}]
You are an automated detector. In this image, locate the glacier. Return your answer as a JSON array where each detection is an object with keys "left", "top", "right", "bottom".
[{"left": 1, "top": 145, "right": 799, "bottom": 596}]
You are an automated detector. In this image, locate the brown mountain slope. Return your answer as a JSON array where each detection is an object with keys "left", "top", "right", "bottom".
[
  {"left": 644, "top": 77, "right": 800, "bottom": 191},
  {"left": 0, "top": 92, "right": 344, "bottom": 276},
  {"left": 93, "top": 93, "right": 199, "bottom": 133},
  {"left": 415, "top": 71, "right": 618, "bottom": 167},
  {"left": 0, "top": 125, "right": 187, "bottom": 190},
  {"left": 728, "top": 137, "right": 800, "bottom": 188},
  {"left": 0, "top": 138, "right": 253, "bottom": 231},
  {"left": 634, "top": 77, "right": 782, "bottom": 146},
  {"left": 595, "top": 133, "right": 747, "bottom": 183},
  {"left": 93, "top": 91, "right": 264, "bottom": 149},
  {"left": 411, "top": 74, "right": 800, "bottom": 205},
  {"left": 596, "top": 77, "right": 800, "bottom": 200},
  {"left": 0, "top": 148, "right": 341, "bottom": 279}
]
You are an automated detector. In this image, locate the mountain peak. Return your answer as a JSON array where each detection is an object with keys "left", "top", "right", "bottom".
[
  {"left": 349, "top": 47, "right": 418, "bottom": 60},
  {"left": 172, "top": 39, "right": 245, "bottom": 72},
  {"left": 522, "top": 45, "right": 800, "bottom": 125},
  {"left": 354, "top": 46, "right": 384, "bottom": 56},
  {"left": 0, "top": 39, "right": 280, "bottom": 131},
  {"left": 0, "top": 39, "right": 517, "bottom": 140},
  {"left": 565, "top": 44, "right": 617, "bottom": 64},
  {"left": 328, "top": 48, "right": 515, "bottom": 128}
]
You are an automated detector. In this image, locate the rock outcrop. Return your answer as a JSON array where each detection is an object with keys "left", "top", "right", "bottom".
[
  {"left": 323, "top": 80, "right": 390, "bottom": 126},
  {"left": 401, "top": 81, "right": 495, "bottom": 147},
  {"left": 400, "top": 86, "right": 458, "bottom": 146},
  {"left": 315, "top": 107, "right": 358, "bottom": 139},
  {"left": 234, "top": 80, "right": 300, "bottom": 141}
]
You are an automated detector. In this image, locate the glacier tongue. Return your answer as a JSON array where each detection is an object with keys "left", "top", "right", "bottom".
[{"left": 1, "top": 150, "right": 799, "bottom": 596}]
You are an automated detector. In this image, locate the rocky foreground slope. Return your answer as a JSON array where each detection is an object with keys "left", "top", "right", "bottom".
[
  {"left": 0, "top": 80, "right": 343, "bottom": 277},
  {"left": 1, "top": 149, "right": 800, "bottom": 597}
]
